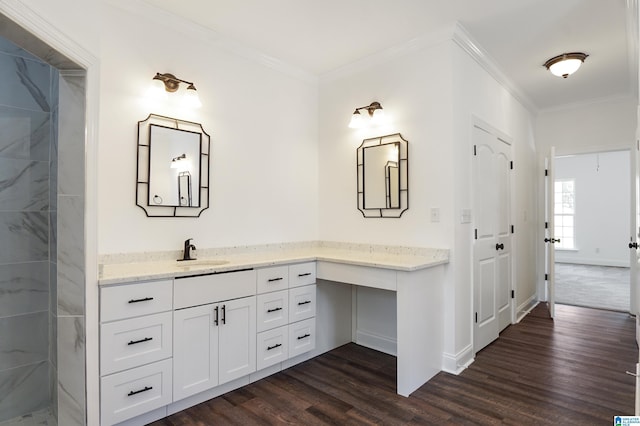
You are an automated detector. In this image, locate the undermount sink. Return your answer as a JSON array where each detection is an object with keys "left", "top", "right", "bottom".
[{"left": 176, "top": 259, "right": 229, "bottom": 267}]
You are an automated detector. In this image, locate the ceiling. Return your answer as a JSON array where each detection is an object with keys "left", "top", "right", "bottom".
[{"left": 143, "top": 0, "right": 637, "bottom": 111}]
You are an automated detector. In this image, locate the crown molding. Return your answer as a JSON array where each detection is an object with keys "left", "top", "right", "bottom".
[
  {"left": 108, "top": 0, "right": 317, "bottom": 85},
  {"left": 451, "top": 23, "right": 538, "bottom": 116}
]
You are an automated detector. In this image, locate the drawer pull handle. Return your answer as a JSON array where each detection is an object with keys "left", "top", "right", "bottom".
[
  {"left": 128, "top": 297, "right": 154, "bottom": 304},
  {"left": 298, "top": 273, "right": 311, "bottom": 277},
  {"left": 214, "top": 306, "right": 219, "bottom": 326},
  {"left": 267, "top": 307, "right": 283, "bottom": 313},
  {"left": 127, "top": 337, "right": 153, "bottom": 346},
  {"left": 267, "top": 277, "right": 283, "bottom": 282},
  {"left": 298, "top": 300, "right": 311, "bottom": 306},
  {"left": 297, "top": 333, "right": 311, "bottom": 340},
  {"left": 128, "top": 386, "right": 153, "bottom": 397},
  {"left": 267, "top": 343, "right": 282, "bottom": 351},
  {"left": 221, "top": 304, "right": 226, "bottom": 325}
]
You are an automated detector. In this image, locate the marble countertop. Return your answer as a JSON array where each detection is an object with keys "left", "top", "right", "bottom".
[{"left": 98, "top": 242, "right": 449, "bottom": 285}]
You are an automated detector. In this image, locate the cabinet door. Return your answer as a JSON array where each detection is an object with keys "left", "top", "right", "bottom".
[
  {"left": 173, "top": 304, "right": 219, "bottom": 401},
  {"left": 218, "top": 296, "right": 256, "bottom": 385}
]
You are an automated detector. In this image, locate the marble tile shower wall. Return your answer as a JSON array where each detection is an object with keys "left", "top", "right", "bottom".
[
  {"left": 56, "top": 71, "right": 86, "bottom": 426},
  {"left": 0, "top": 38, "right": 55, "bottom": 422}
]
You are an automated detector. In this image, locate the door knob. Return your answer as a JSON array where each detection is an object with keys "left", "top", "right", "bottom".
[
  {"left": 630, "top": 242, "right": 639, "bottom": 249},
  {"left": 495, "top": 243, "right": 504, "bottom": 250},
  {"left": 544, "top": 238, "right": 560, "bottom": 243}
]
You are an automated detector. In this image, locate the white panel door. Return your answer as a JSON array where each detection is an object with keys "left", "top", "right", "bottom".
[
  {"left": 173, "top": 304, "right": 219, "bottom": 401},
  {"left": 218, "top": 296, "right": 256, "bottom": 385},
  {"left": 473, "top": 124, "right": 512, "bottom": 353}
]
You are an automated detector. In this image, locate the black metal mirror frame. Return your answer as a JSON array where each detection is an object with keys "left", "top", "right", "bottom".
[
  {"left": 357, "top": 133, "right": 409, "bottom": 218},
  {"left": 136, "top": 114, "right": 210, "bottom": 217}
]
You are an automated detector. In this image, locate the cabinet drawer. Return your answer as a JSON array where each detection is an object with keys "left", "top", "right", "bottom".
[
  {"left": 257, "top": 326, "right": 288, "bottom": 370},
  {"left": 289, "top": 318, "right": 315, "bottom": 358},
  {"left": 100, "top": 311, "right": 172, "bottom": 375},
  {"left": 100, "top": 358, "right": 172, "bottom": 426},
  {"left": 101, "top": 280, "right": 173, "bottom": 322},
  {"left": 256, "top": 290, "right": 289, "bottom": 333},
  {"left": 257, "top": 265, "right": 289, "bottom": 294},
  {"left": 289, "top": 284, "right": 316, "bottom": 323},
  {"left": 289, "top": 262, "right": 316, "bottom": 288},
  {"left": 174, "top": 269, "right": 256, "bottom": 309}
]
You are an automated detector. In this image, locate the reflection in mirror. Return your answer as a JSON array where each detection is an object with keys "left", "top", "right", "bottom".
[
  {"left": 149, "top": 124, "right": 201, "bottom": 207},
  {"left": 137, "top": 114, "right": 210, "bottom": 217},
  {"left": 363, "top": 143, "right": 399, "bottom": 209},
  {"left": 357, "top": 133, "right": 408, "bottom": 218}
]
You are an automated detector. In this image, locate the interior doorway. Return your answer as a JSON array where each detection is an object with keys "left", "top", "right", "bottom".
[{"left": 553, "top": 150, "right": 631, "bottom": 312}]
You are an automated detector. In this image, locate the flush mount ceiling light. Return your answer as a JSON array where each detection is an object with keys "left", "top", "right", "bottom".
[
  {"left": 150, "top": 72, "right": 202, "bottom": 107},
  {"left": 349, "top": 101, "right": 385, "bottom": 128},
  {"left": 543, "top": 52, "right": 588, "bottom": 78}
]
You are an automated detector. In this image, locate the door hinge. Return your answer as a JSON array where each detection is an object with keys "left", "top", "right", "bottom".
[
  {"left": 474, "top": 229, "right": 478, "bottom": 240},
  {"left": 511, "top": 290, "right": 515, "bottom": 299},
  {"left": 511, "top": 225, "right": 515, "bottom": 234},
  {"left": 545, "top": 222, "right": 548, "bottom": 229},
  {"left": 545, "top": 169, "right": 548, "bottom": 176},
  {"left": 475, "top": 312, "right": 478, "bottom": 323},
  {"left": 545, "top": 273, "right": 548, "bottom": 281},
  {"left": 473, "top": 145, "right": 477, "bottom": 156},
  {"left": 510, "top": 161, "right": 513, "bottom": 170}
]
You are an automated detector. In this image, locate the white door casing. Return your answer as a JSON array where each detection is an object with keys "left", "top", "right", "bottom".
[
  {"left": 545, "top": 148, "right": 556, "bottom": 319},
  {"left": 473, "top": 123, "right": 513, "bottom": 353}
]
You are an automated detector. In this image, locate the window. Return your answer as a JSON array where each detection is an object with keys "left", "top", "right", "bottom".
[{"left": 554, "top": 179, "right": 575, "bottom": 249}]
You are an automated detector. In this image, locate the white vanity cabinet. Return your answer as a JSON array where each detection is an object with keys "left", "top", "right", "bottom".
[
  {"left": 99, "top": 279, "right": 174, "bottom": 426},
  {"left": 255, "top": 262, "right": 317, "bottom": 370},
  {"left": 172, "top": 270, "right": 257, "bottom": 402}
]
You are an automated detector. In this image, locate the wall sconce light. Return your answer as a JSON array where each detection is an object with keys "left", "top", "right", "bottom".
[
  {"left": 150, "top": 72, "right": 202, "bottom": 108},
  {"left": 348, "top": 101, "right": 385, "bottom": 128},
  {"left": 543, "top": 52, "right": 588, "bottom": 78},
  {"left": 170, "top": 153, "right": 187, "bottom": 169}
]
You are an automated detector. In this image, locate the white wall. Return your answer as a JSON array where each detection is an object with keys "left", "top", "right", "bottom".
[
  {"left": 318, "top": 41, "right": 455, "bottom": 248},
  {"left": 536, "top": 97, "right": 636, "bottom": 156},
  {"left": 555, "top": 150, "right": 630, "bottom": 267},
  {"left": 95, "top": 2, "right": 319, "bottom": 254},
  {"left": 318, "top": 35, "right": 539, "bottom": 371},
  {"left": 451, "top": 42, "right": 538, "bottom": 367}
]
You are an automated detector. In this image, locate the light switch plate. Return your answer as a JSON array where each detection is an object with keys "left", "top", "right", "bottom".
[
  {"left": 461, "top": 209, "right": 472, "bottom": 224},
  {"left": 430, "top": 208, "right": 440, "bottom": 223}
]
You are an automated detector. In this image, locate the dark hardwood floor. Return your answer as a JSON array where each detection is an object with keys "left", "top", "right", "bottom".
[{"left": 150, "top": 303, "right": 637, "bottom": 425}]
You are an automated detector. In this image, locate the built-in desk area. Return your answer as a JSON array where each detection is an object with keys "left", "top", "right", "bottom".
[{"left": 98, "top": 242, "right": 448, "bottom": 425}]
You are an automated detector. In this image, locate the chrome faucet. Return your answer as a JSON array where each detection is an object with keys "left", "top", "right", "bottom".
[{"left": 179, "top": 238, "right": 196, "bottom": 261}]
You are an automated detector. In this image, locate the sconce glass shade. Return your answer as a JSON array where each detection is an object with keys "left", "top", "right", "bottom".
[
  {"left": 370, "top": 107, "right": 385, "bottom": 125},
  {"left": 349, "top": 110, "right": 365, "bottom": 128},
  {"left": 147, "top": 78, "right": 168, "bottom": 101},
  {"left": 544, "top": 52, "right": 588, "bottom": 78},
  {"left": 183, "top": 85, "right": 202, "bottom": 108}
]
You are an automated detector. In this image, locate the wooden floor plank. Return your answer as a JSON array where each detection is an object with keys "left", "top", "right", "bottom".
[{"left": 150, "top": 303, "right": 637, "bottom": 425}]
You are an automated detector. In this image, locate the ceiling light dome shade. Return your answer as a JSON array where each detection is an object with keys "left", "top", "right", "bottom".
[{"left": 544, "top": 52, "right": 588, "bottom": 78}]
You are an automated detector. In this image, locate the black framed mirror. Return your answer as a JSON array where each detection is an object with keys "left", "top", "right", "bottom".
[
  {"left": 357, "top": 133, "right": 408, "bottom": 218},
  {"left": 136, "top": 114, "right": 210, "bottom": 217}
]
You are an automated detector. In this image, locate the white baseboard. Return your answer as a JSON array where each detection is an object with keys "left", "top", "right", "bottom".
[
  {"left": 441, "top": 344, "right": 474, "bottom": 374},
  {"left": 555, "top": 258, "right": 630, "bottom": 268},
  {"left": 355, "top": 330, "right": 397, "bottom": 356},
  {"left": 517, "top": 296, "right": 539, "bottom": 323}
]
